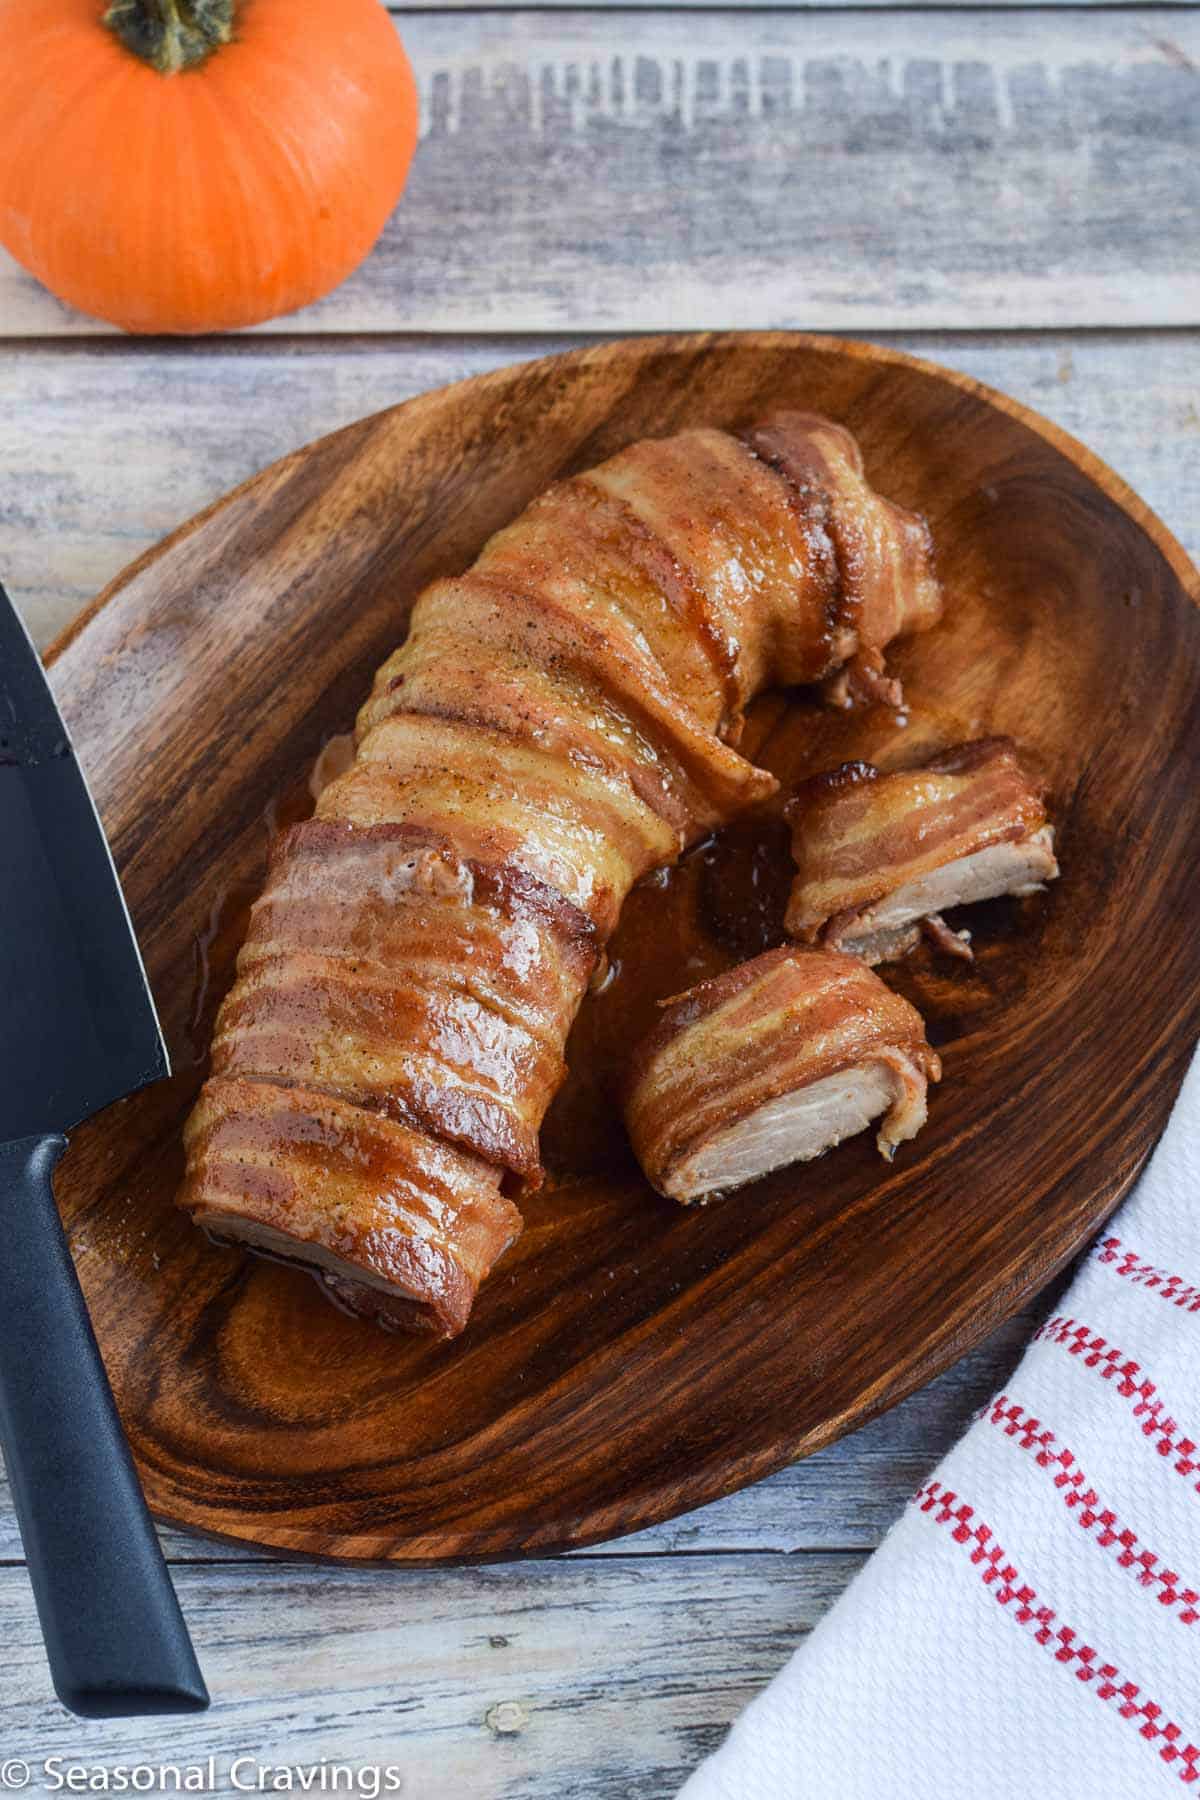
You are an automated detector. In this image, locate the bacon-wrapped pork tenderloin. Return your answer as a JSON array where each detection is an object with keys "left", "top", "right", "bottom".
[
  {"left": 624, "top": 946, "right": 941, "bottom": 1203},
  {"left": 182, "top": 1078, "right": 520, "bottom": 1337},
  {"left": 205, "top": 822, "right": 599, "bottom": 1185},
  {"left": 179, "top": 413, "right": 942, "bottom": 1335},
  {"left": 740, "top": 415, "right": 941, "bottom": 710},
  {"left": 786, "top": 738, "right": 1058, "bottom": 965}
]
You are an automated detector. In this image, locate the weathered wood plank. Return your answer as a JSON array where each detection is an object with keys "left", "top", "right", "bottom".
[
  {"left": 404, "top": 1, "right": 1181, "bottom": 8},
  {"left": 1, "top": 13, "right": 1197, "bottom": 336},
  {"left": 3, "top": 330, "right": 1196, "bottom": 651},
  {"left": 3, "top": 1554, "right": 850, "bottom": 1795}
]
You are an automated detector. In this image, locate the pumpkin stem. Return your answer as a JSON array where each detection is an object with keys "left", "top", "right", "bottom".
[{"left": 104, "top": 0, "right": 235, "bottom": 75}]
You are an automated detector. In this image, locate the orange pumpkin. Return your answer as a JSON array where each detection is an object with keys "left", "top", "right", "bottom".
[{"left": 0, "top": 0, "right": 419, "bottom": 333}]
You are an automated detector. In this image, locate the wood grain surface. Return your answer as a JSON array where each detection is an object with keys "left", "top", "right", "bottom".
[
  {"left": 40, "top": 331, "right": 1200, "bottom": 1564},
  {"left": 6, "top": 332, "right": 1200, "bottom": 650},
  {"left": 2, "top": 0, "right": 1198, "bottom": 1779},
  {"left": 408, "top": 1, "right": 1152, "bottom": 10},
  {"left": 4, "top": 1554, "right": 849, "bottom": 1796},
  {"left": 3, "top": 12, "right": 1199, "bottom": 335},
  {"left": 0, "top": 1296, "right": 1041, "bottom": 1564},
  {"left": 0, "top": 12, "right": 1193, "bottom": 1796}
]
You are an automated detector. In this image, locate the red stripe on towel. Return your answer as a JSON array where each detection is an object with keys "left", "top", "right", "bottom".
[
  {"left": 1034, "top": 1317, "right": 1200, "bottom": 1489},
  {"left": 910, "top": 1480, "right": 1200, "bottom": 1784},
  {"left": 983, "top": 1397, "right": 1200, "bottom": 1625},
  {"left": 1095, "top": 1238, "right": 1200, "bottom": 1313}
]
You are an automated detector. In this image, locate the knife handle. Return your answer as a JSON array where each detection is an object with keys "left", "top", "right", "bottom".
[{"left": 0, "top": 1135, "right": 209, "bottom": 1718}]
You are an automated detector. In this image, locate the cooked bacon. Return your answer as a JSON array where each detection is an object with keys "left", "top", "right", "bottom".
[
  {"left": 208, "top": 822, "right": 598, "bottom": 1185},
  {"left": 922, "top": 912, "right": 974, "bottom": 960},
  {"left": 786, "top": 738, "right": 1059, "bottom": 963},
  {"left": 180, "top": 1078, "right": 522, "bottom": 1338},
  {"left": 180, "top": 413, "right": 942, "bottom": 1335},
  {"left": 742, "top": 415, "right": 942, "bottom": 710},
  {"left": 348, "top": 574, "right": 775, "bottom": 933},
  {"left": 624, "top": 946, "right": 941, "bottom": 1203}
]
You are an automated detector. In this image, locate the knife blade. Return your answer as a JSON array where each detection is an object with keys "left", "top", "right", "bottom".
[
  {"left": 0, "top": 584, "right": 208, "bottom": 1719},
  {"left": 0, "top": 594, "right": 168, "bottom": 1139}
]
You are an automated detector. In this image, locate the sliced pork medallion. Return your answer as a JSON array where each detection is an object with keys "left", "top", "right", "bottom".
[
  {"left": 210, "top": 821, "right": 599, "bottom": 1186},
  {"left": 180, "top": 410, "right": 943, "bottom": 1336},
  {"left": 624, "top": 947, "right": 941, "bottom": 1203},
  {"left": 786, "top": 737, "right": 1059, "bottom": 965},
  {"left": 179, "top": 1078, "right": 523, "bottom": 1338}
]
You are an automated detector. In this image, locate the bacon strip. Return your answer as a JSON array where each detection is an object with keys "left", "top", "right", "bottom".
[
  {"left": 624, "top": 946, "right": 941, "bottom": 1204},
  {"left": 786, "top": 737, "right": 1059, "bottom": 964},
  {"left": 210, "top": 822, "right": 598, "bottom": 1185},
  {"left": 179, "top": 413, "right": 942, "bottom": 1335},
  {"left": 743, "top": 414, "right": 942, "bottom": 709},
  {"left": 180, "top": 1078, "right": 521, "bottom": 1338}
]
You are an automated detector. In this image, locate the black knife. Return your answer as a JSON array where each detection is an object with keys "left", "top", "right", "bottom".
[{"left": 0, "top": 585, "right": 208, "bottom": 1719}]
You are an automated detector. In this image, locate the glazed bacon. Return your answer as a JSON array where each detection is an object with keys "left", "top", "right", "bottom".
[
  {"left": 179, "top": 412, "right": 942, "bottom": 1336},
  {"left": 786, "top": 738, "right": 1059, "bottom": 965},
  {"left": 741, "top": 416, "right": 941, "bottom": 709},
  {"left": 206, "top": 822, "right": 599, "bottom": 1185},
  {"left": 624, "top": 947, "right": 941, "bottom": 1203},
  {"left": 182, "top": 1078, "right": 521, "bottom": 1338}
]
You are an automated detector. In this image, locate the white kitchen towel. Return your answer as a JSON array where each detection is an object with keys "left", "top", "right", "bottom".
[{"left": 679, "top": 1046, "right": 1200, "bottom": 1799}]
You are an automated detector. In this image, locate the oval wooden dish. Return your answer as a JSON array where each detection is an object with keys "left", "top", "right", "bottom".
[{"left": 49, "top": 332, "right": 1200, "bottom": 1563}]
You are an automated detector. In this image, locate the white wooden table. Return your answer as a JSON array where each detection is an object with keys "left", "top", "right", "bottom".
[{"left": 2, "top": 6, "right": 1198, "bottom": 1793}]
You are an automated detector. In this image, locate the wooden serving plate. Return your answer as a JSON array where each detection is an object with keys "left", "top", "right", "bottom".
[{"left": 48, "top": 333, "right": 1200, "bottom": 1562}]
